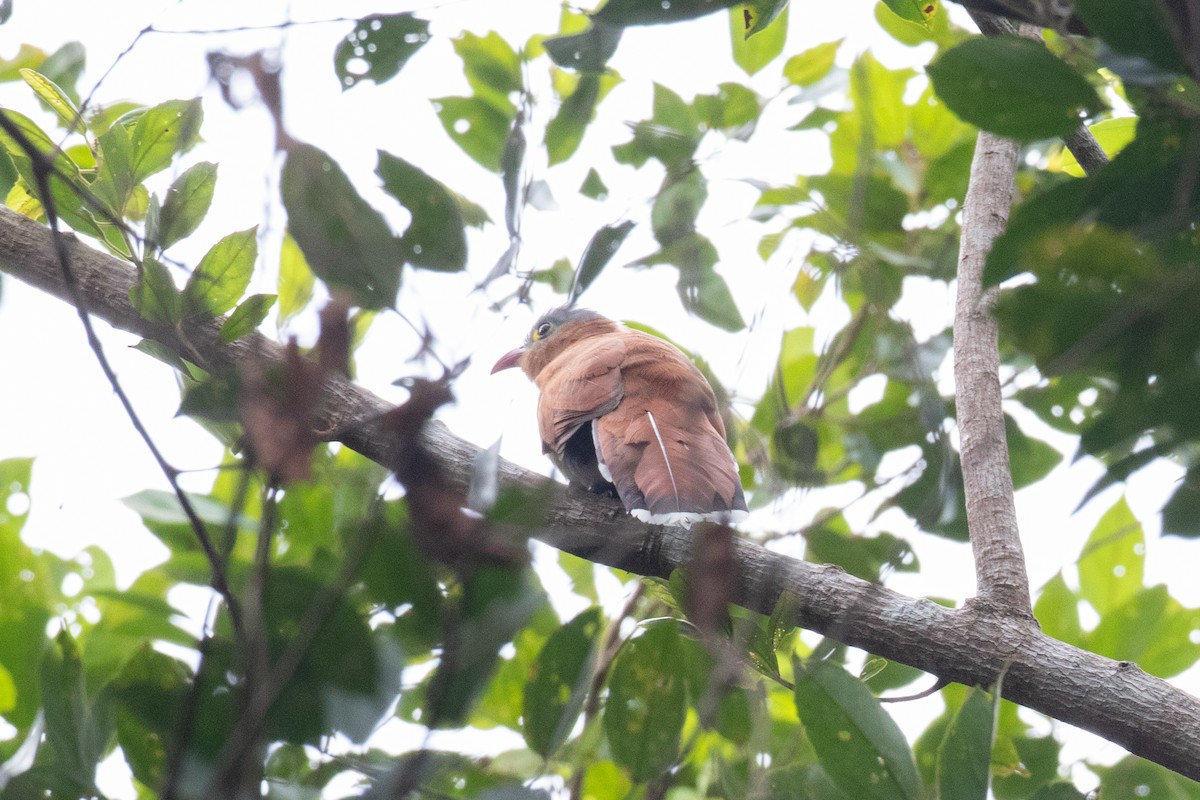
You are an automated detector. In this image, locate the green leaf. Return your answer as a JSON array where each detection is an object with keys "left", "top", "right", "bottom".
[
  {"left": 580, "top": 167, "right": 608, "bottom": 199},
  {"left": 741, "top": 0, "right": 789, "bottom": 35},
  {"left": 1086, "top": 585, "right": 1200, "bottom": 677},
  {"left": 679, "top": 261, "right": 745, "bottom": 332},
  {"left": 784, "top": 40, "right": 843, "bottom": 87},
  {"left": 0, "top": 108, "right": 96, "bottom": 236},
  {"left": 1033, "top": 573, "right": 1082, "bottom": 645},
  {"left": 544, "top": 21, "right": 623, "bottom": 73},
  {"left": 108, "top": 645, "right": 191, "bottom": 788},
  {"left": 1005, "top": 414, "right": 1062, "bottom": 489},
  {"left": 793, "top": 659, "right": 921, "bottom": 800},
  {"left": 523, "top": 607, "right": 602, "bottom": 757},
  {"left": 927, "top": 37, "right": 1105, "bottom": 141},
  {"left": 0, "top": 44, "right": 50, "bottom": 82},
  {"left": 155, "top": 161, "right": 217, "bottom": 250},
  {"left": 1055, "top": 117, "right": 1136, "bottom": 177},
  {"left": 454, "top": 31, "right": 523, "bottom": 115},
  {"left": 571, "top": 220, "right": 634, "bottom": 302},
  {"left": 130, "top": 256, "right": 180, "bottom": 325},
  {"left": 35, "top": 41, "right": 85, "bottom": 104},
  {"left": 612, "top": 83, "right": 702, "bottom": 169},
  {"left": 730, "top": 5, "right": 788, "bottom": 77},
  {"left": 281, "top": 142, "right": 402, "bottom": 309},
  {"left": 695, "top": 82, "right": 761, "bottom": 137},
  {"left": 428, "top": 567, "right": 546, "bottom": 727},
  {"left": 376, "top": 150, "right": 467, "bottom": 271},
  {"left": 501, "top": 121, "right": 526, "bottom": 237},
  {"left": 334, "top": 13, "right": 431, "bottom": 90},
  {"left": 935, "top": 687, "right": 993, "bottom": 800},
  {"left": 182, "top": 226, "right": 258, "bottom": 319},
  {"left": 263, "top": 567, "right": 397, "bottom": 745},
  {"left": 580, "top": 761, "right": 633, "bottom": 800},
  {"left": 129, "top": 98, "right": 203, "bottom": 183},
  {"left": 19, "top": 68, "right": 82, "bottom": 129},
  {"left": 1078, "top": 496, "right": 1144, "bottom": 616},
  {"left": 1092, "top": 757, "right": 1200, "bottom": 800},
  {"left": 219, "top": 293, "right": 276, "bottom": 342},
  {"left": 0, "top": 662, "right": 14, "bottom": 714},
  {"left": 40, "top": 630, "right": 103, "bottom": 793},
  {"left": 593, "top": 0, "right": 740, "bottom": 26},
  {"left": 1162, "top": 472, "right": 1200, "bottom": 538},
  {"left": 434, "top": 95, "right": 514, "bottom": 172},
  {"left": 133, "top": 339, "right": 192, "bottom": 376},
  {"left": 276, "top": 232, "right": 315, "bottom": 327},
  {"left": 546, "top": 74, "right": 614, "bottom": 165},
  {"left": 605, "top": 621, "right": 687, "bottom": 782},
  {"left": 652, "top": 167, "right": 706, "bottom": 243},
  {"left": 1028, "top": 783, "right": 1087, "bottom": 800},
  {"left": 91, "top": 120, "right": 137, "bottom": 215},
  {"left": 1074, "top": 0, "right": 1188, "bottom": 76},
  {"left": 883, "top": 0, "right": 939, "bottom": 28},
  {"left": 557, "top": 551, "right": 598, "bottom": 602},
  {"left": 805, "top": 525, "right": 917, "bottom": 583}
]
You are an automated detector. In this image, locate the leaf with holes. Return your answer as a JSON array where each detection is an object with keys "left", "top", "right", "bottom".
[{"left": 334, "top": 13, "right": 431, "bottom": 90}]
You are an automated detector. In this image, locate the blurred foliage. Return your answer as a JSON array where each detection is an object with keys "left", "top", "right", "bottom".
[{"left": 2, "top": 0, "right": 1200, "bottom": 797}]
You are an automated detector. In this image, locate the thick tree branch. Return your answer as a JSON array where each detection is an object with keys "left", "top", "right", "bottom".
[{"left": 4, "top": 205, "right": 1200, "bottom": 779}]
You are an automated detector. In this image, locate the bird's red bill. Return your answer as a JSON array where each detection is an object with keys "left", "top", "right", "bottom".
[{"left": 491, "top": 347, "right": 524, "bottom": 373}]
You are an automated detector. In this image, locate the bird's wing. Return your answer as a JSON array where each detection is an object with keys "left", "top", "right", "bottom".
[
  {"left": 593, "top": 333, "right": 746, "bottom": 525},
  {"left": 535, "top": 336, "right": 626, "bottom": 454}
]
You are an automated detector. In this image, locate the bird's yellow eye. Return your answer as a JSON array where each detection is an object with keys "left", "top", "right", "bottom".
[{"left": 534, "top": 321, "right": 554, "bottom": 341}]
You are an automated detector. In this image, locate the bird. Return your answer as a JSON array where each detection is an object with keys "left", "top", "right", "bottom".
[{"left": 492, "top": 306, "right": 748, "bottom": 528}]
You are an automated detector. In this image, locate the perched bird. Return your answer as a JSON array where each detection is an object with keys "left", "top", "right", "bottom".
[{"left": 492, "top": 307, "right": 748, "bottom": 528}]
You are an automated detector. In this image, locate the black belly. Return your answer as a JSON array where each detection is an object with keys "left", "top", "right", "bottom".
[{"left": 556, "top": 422, "right": 618, "bottom": 498}]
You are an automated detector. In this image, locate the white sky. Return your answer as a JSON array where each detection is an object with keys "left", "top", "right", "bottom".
[{"left": 1, "top": 0, "right": 1197, "bottom": 794}]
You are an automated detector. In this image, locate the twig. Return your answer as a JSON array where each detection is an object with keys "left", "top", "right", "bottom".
[
  {"left": 566, "top": 584, "right": 645, "bottom": 800},
  {"left": 206, "top": 495, "right": 382, "bottom": 798},
  {"left": 161, "top": 462, "right": 254, "bottom": 800},
  {"left": 209, "top": 482, "right": 277, "bottom": 798}
]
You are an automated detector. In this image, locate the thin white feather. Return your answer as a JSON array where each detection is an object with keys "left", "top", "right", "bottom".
[
  {"left": 645, "top": 410, "right": 681, "bottom": 513},
  {"left": 591, "top": 422, "right": 613, "bottom": 482}
]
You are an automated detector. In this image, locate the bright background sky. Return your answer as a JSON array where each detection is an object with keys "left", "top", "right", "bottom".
[{"left": 1, "top": 0, "right": 1196, "bottom": 795}]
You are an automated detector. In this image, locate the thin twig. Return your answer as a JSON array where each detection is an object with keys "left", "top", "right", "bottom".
[
  {"left": 566, "top": 583, "right": 645, "bottom": 800},
  {"left": 161, "top": 462, "right": 254, "bottom": 800},
  {"left": 207, "top": 495, "right": 383, "bottom": 797}
]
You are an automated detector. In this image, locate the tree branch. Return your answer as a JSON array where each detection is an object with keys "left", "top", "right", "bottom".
[
  {"left": 954, "top": 130, "right": 1033, "bottom": 615},
  {"left": 4, "top": 205, "right": 1200, "bottom": 779}
]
